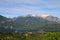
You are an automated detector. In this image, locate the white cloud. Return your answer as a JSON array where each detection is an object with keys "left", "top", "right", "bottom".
[
  {"left": 0, "top": 0, "right": 60, "bottom": 8},
  {"left": 0, "top": 0, "right": 60, "bottom": 17},
  {"left": 0, "top": 7, "right": 30, "bottom": 14}
]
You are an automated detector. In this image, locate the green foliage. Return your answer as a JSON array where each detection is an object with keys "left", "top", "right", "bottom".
[{"left": 0, "top": 32, "right": 60, "bottom": 40}]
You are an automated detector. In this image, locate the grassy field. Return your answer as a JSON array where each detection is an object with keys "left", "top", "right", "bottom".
[{"left": 0, "top": 32, "right": 60, "bottom": 40}]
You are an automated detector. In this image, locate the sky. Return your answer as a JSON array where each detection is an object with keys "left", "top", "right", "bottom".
[{"left": 0, "top": 0, "right": 60, "bottom": 18}]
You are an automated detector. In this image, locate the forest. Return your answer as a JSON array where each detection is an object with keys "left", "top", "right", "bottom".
[{"left": 0, "top": 32, "right": 60, "bottom": 40}]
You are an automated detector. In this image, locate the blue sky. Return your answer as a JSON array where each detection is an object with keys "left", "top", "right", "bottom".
[{"left": 0, "top": 0, "right": 60, "bottom": 18}]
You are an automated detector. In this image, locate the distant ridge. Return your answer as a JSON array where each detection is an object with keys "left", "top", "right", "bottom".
[{"left": 0, "top": 15, "right": 60, "bottom": 32}]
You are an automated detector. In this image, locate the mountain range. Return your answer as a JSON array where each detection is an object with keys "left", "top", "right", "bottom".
[{"left": 0, "top": 14, "right": 60, "bottom": 32}]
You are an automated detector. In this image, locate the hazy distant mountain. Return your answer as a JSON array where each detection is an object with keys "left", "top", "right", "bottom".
[
  {"left": 26, "top": 14, "right": 60, "bottom": 23},
  {"left": 0, "top": 15, "right": 13, "bottom": 27},
  {"left": 0, "top": 14, "right": 60, "bottom": 32},
  {"left": 0, "top": 15, "right": 14, "bottom": 32},
  {"left": 13, "top": 14, "right": 60, "bottom": 31},
  {"left": 0, "top": 15, "right": 8, "bottom": 27}
]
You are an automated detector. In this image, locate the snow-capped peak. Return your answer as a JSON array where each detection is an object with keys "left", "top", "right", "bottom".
[
  {"left": 36, "top": 14, "right": 51, "bottom": 18},
  {"left": 28, "top": 14, "right": 51, "bottom": 18}
]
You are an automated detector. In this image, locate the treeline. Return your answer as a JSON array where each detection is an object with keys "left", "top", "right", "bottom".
[{"left": 0, "top": 32, "right": 60, "bottom": 40}]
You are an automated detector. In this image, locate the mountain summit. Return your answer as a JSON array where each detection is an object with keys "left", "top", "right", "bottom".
[
  {"left": 26, "top": 14, "right": 60, "bottom": 23},
  {"left": 27, "top": 14, "right": 51, "bottom": 18}
]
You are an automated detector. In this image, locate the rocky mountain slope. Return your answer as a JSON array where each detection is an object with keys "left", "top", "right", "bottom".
[
  {"left": 13, "top": 14, "right": 60, "bottom": 31},
  {"left": 0, "top": 14, "right": 60, "bottom": 32}
]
